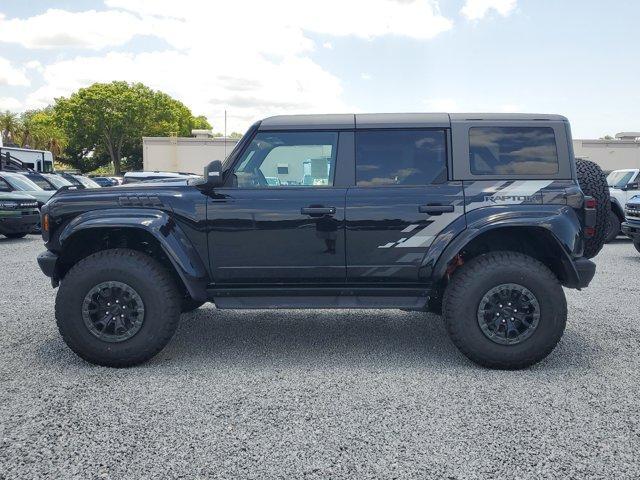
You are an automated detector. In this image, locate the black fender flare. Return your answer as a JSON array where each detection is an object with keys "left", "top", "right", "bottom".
[
  {"left": 610, "top": 197, "right": 625, "bottom": 220},
  {"left": 58, "top": 208, "right": 209, "bottom": 301},
  {"left": 427, "top": 206, "right": 583, "bottom": 288}
]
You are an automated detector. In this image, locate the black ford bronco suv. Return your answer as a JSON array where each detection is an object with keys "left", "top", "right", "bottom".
[{"left": 37, "top": 113, "right": 608, "bottom": 369}]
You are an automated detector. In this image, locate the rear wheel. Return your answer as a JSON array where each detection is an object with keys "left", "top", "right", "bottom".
[
  {"left": 55, "top": 249, "right": 181, "bottom": 367},
  {"left": 605, "top": 209, "right": 621, "bottom": 243},
  {"left": 443, "top": 251, "right": 567, "bottom": 369},
  {"left": 3, "top": 232, "right": 27, "bottom": 239},
  {"left": 576, "top": 159, "right": 609, "bottom": 258}
]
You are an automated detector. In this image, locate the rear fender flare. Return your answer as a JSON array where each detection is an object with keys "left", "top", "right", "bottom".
[
  {"left": 58, "top": 208, "right": 208, "bottom": 301},
  {"left": 427, "top": 206, "right": 582, "bottom": 287}
]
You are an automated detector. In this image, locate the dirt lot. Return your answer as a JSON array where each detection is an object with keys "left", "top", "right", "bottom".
[{"left": 1, "top": 236, "right": 639, "bottom": 479}]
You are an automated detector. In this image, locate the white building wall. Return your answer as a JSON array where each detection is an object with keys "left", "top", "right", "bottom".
[
  {"left": 573, "top": 139, "right": 640, "bottom": 172},
  {"left": 143, "top": 137, "right": 239, "bottom": 174}
]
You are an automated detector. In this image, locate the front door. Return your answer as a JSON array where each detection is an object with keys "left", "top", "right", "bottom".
[
  {"left": 346, "top": 129, "right": 464, "bottom": 283},
  {"left": 207, "top": 130, "right": 347, "bottom": 285}
]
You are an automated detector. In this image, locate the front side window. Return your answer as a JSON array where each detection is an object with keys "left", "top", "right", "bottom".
[
  {"left": 233, "top": 132, "right": 338, "bottom": 188},
  {"left": 469, "top": 127, "right": 559, "bottom": 176},
  {"left": 356, "top": 130, "right": 447, "bottom": 187}
]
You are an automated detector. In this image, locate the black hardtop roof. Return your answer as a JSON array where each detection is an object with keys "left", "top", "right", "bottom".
[{"left": 258, "top": 113, "right": 568, "bottom": 130}]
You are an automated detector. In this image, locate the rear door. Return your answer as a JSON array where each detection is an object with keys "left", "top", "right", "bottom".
[{"left": 345, "top": 129, "right": 464, "bottom": 283}]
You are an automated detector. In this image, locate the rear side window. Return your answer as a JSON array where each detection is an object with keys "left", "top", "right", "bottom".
[
  {"left": 469, "top": 127, "right": 559, "bottom": 175},
  {"left": 356, "top": 130, "right": 446, "bottom": 187}
]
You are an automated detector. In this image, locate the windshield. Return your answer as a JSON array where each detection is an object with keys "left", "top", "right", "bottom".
[
  {"left": 42, "top": 174, "right": 72, "bottom": 189},
  {"left": 26, "top": 174, "right": 56, "bottom": 191},
  {"left": 607, "top": 170, "right": 636, "bottom": 188},
  {"left": 73, "top": 175, "right": 100, "bottom": 188},
  {"left": 2, "top": 173, "right": 44, "bottom": 191}
]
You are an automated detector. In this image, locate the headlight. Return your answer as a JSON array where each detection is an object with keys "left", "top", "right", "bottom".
[{"left": 0, "top": 201, "right": 18, "bottom": 209}]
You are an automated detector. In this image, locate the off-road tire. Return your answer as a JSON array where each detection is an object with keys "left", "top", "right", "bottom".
[
  {"left": 576, "top": 158, "right": 609, "bottom": 258},
  {"left": 443, "top": 251, "right": 567, "bottom": 369},
  {"left": 605, "top": 209, "right": 621, "bottom": 243},
  {"left": 181, "top": 297, "right": 205, "bottom": 313},
  {"left": 3, "top": 232, "right": 27, "bottom": 239},
  {"left": 55, "top": 248, "right": 181, "bottom": 367},
  {"left": 634, "top": 239, "right": 640, "bottom": 255}
]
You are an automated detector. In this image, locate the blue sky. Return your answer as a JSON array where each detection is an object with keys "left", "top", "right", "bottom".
[{"left": 0, "top": 0, "right": 638, "bottom": 138}]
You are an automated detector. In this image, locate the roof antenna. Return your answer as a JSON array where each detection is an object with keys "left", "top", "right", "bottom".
[{"left": 224, "top": 109, "right": 227, "bottom": 159}]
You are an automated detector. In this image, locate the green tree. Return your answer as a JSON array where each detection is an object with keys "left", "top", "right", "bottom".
[
  {"left": 0, "top": 110, "right": 21, "bottom": 146},
  {"left": 54, "top": 81, "right": 210, "bottom": 175},
  {"left": 20, "top": 108, "right": 68, "bottom": 160}
]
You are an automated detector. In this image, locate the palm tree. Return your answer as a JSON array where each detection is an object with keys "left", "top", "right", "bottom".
[{"left": 0, "top": 110, "right": 21, "bottom": 146}]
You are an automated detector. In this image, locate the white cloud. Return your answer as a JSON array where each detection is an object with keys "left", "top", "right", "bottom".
[
  {"left": 323, "top": 42, "right": 334, "bottom": 50},
  {"left": 12, "top": 0, "right": 455, "bottom": 131},
  {"left": 460, "top": 0, "right": 517, "bottom": 20},
  {"left": 25, "top": 60, "right": 44, "bottom": 72},
  {"left": 361, "top": 73, "right": 372, "bottom": 80},
  {"left": 25, "top": 50, "right": 347, "bottom": 132},
  {"left": 0, "top": 9, "right": 149, "bottom": 50},
  {"left": 0, "top": 57, "right": 30, "bottom": 86},
  {"left": 0, "top": 97, "right": 23, "bottom": 111}
]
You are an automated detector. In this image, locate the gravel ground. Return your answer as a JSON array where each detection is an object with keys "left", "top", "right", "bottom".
[{"left": 1, "top": 235, "right": 639, "bottom": 479}]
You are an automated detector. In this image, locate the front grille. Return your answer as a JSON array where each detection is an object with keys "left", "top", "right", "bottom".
[{"left": 625, "top": 204, "right": 640, "bottom": 218}]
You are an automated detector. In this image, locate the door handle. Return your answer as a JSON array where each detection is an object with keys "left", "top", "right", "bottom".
[
  {"left": 301, "top": 206, "right": 336, "bottom": 216},
  {"left": 419, "top": 204, "right": 454, "bottom": 215}
]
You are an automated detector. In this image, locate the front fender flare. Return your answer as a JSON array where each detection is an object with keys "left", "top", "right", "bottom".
[{"left": 58, "top": 208, "right": 208, "bottom": 301}]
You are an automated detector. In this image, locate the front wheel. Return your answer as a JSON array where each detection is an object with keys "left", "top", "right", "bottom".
[
  {"left": 443, "top": 251, "right": 567, "bottom": 369},
  {"left": 55, "top": 249, "right": 181, "bottom": 367}
]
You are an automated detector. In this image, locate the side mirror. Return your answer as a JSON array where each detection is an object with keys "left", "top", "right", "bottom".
[
  {"left": 626, "top": 182, "right": 640, "bottom": 191},
  {"left": 202, "top": 160, "right": 224, "bottom": 189}
]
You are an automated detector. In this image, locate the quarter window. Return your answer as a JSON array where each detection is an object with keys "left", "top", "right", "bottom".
[
  {"left": 356, "top": 130, "right": 447, "bottom": 187},
  {"left": 233, "top": 132, "right": 338, "bottom": 187},
  {"left": 469, "top": 127, "right": 559, "bottom": 175}
]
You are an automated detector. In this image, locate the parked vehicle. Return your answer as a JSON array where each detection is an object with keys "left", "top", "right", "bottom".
[
  {"left": 0, "top": 192, "right": 40, "bottom": 238},
  {"left": 122, "top": 171, "right": 199, "bottom": 184},
  {"left": 37, "top": 113, "right": 606, "bottom": 369},
  {"left": 19, "top": 171, "right": 73, "bottom": 191},
  {"left": 90, "top": 176, "right": 120, "bottom": 187},
  {"left": 56, "top": 172, "right": 101, "bottom": 189},
  {"left": 0, "top": 171, "right": 54, "bottom": 207},
  {"left": 606, "top": 168, "right": 640, "bottom": 242},
  {"left": 0, "top": 146, "right": 54, "bottom": 173},
  {"left": 622, "top": 195, "right": 640, "bottom": 254}
]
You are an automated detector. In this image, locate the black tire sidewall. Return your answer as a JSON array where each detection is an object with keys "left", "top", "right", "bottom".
[
  {"left": 446, "top": 255, "right": 566, "bottom": 367},
  {"left": 56, "top": 250, "right": 180, "bottom": 366},
  {"left": 606, "top": 210, "right": 620, "bottom": 243}
]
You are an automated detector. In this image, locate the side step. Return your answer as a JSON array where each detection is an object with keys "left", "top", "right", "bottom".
[{"left": 207, "top": 286, "right": 429, "bottom": 310}]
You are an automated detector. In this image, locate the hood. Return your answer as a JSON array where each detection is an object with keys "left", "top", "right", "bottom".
[
  {"left": 23, "top": 189, "right": 54, "bottom": 204},
  {"left": 0, "top": 191, "right": 39, "bottom": 201}
]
